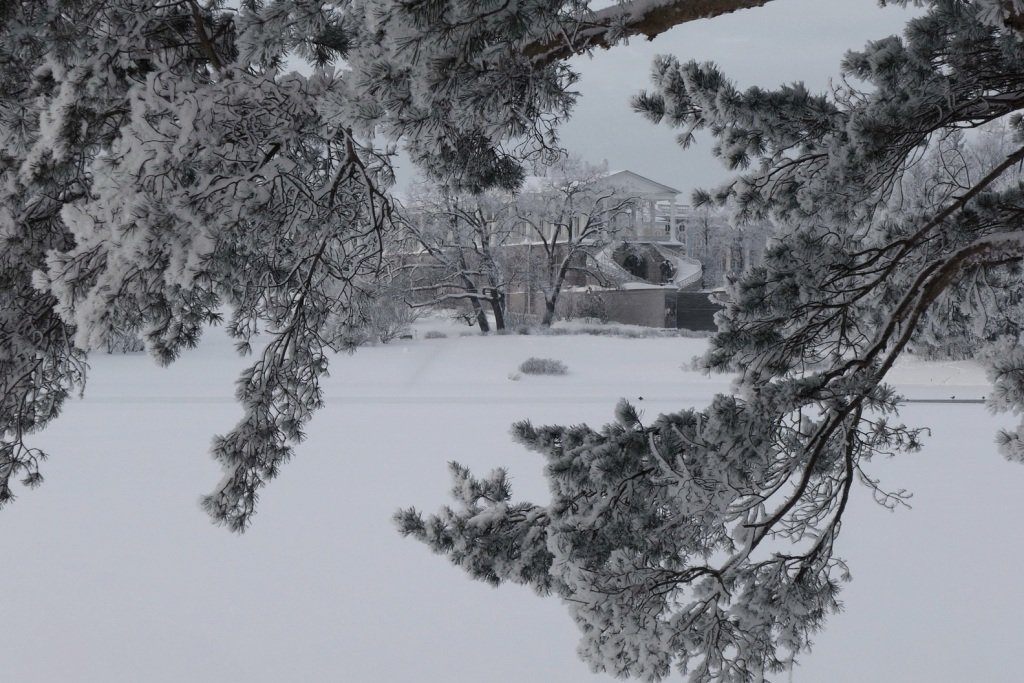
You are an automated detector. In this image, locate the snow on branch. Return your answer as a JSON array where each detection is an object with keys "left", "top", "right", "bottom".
[{"left": 525, "top": 0, "right": 778, "bottom": 65}]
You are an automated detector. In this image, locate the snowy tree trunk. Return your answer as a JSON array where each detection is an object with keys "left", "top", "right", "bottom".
[
  {"left": 541, "top": 258, "right": 572, "bottom": 327},
  {"left": 454, "top": 246, "right": 491, "bottom": 332},
  {"left": 541, "top": 296, "right": 557, "bottom": 327},
  {"left": 466, "top": 287, "right": 490, "bottom": 333},
  {"left": 488, "top": 290, "right": 506, "bottom": 331}
]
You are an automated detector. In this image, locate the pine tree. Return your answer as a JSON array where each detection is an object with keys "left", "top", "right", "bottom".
[
  {"left": 397, "top": 2, "right": 1024, "bottom": 681},
  {"left": 1, "top": 1, "right": 779, "bottom": 527},
  {"left": 0, "top": 2, "right": 399, "bottom": 528}
]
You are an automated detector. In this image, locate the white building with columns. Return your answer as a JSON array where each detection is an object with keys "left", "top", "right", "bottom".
[{"left": 597, "top": 169, "right": 682, "bottom": 242}]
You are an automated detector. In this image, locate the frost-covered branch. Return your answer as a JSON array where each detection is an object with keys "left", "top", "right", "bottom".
[
  {"left": 525, "top": 0, "right": 778, "bottom": 65},
  {"left": 402, "top": 3, "right": 1024, "bottom": 681}
]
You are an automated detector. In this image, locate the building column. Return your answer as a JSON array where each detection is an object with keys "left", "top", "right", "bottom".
[{"left": 669, "top": 199, "right": 678, "bottom": 242}]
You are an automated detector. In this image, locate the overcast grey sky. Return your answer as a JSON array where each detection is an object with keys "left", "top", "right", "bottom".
[{"left": 426, "top": 0, "right": 916, "bottom": 202}]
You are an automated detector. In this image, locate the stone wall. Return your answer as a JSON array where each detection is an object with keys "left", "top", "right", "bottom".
[
  {"left": 507, "top": 288, "right": 724, "bottom": 331},
  {"left": 671, "top": 292, "right": 723, "bottom": 331}
]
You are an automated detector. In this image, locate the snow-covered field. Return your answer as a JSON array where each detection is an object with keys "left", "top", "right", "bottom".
[{"left": 4, "top": 319, "right": 1022, "bottom": 682}]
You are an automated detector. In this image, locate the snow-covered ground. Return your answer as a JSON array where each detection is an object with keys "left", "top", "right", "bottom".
[{"left": 3, "top": 319, "right": 1021, "bottom": 682}]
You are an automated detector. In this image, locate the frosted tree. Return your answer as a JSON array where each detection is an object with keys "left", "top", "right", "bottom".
[
  {"left": 398, "top": 2, "right": 1024, "bottom": 681},
  {"left": 680, "top": 206, "right": 770, "bottom": 288},
  {"left": 2, "top": 1, "right": 398, "bottom": 530},
  {"left": 894, "top": 126, "right": 1024, "bottom": 359},
  {"left": 515, "top": 158, "right": 639, "bottom": 325},
  {"left": 397, "top": 186, "right": 517, "bottom": 332},
  {"left": 1, "top": 0, "right": 781, "bottom": 526}
]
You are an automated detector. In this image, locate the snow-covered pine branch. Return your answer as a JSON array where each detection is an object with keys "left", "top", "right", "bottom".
[
  {"left": 5, "top": 0, "right": 780, "bottom": 521},
  {"left": 401, "top": 2, "right": 1024, "bottom": 681},
  {"left": 1, "top": 1, "right": 394, "bottom": 529},
  {"left": 524, "top": 0, "right": 778, "bottom": 65}
]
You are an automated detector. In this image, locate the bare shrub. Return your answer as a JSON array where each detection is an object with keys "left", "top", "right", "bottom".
[
  {"left": 363, "top": 298, "right": 419, "bottom": 344},
  {"left": 574, "top": 292, "right": 610, "bottom": 323}
]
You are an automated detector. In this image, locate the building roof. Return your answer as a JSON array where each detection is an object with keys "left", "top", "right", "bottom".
[
  {"left": 520, "top": 169, "right": 681, "bottom": 198},
  {"left": 601, "top": 170, "right": 681, "bottom": 197}
]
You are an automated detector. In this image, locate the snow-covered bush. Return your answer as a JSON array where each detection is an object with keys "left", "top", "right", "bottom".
[
  {"left": 518, "top": 357, "right": 568, "bottom": 375},
  {"left": 573, "top": 292, "right": 610, "bottom": 324}
]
